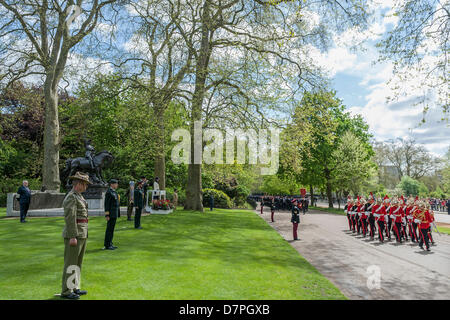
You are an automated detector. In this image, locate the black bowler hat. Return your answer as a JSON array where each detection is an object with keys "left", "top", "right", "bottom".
[{"left": 109, "top": 179, "right": 119, "bottom": 184}]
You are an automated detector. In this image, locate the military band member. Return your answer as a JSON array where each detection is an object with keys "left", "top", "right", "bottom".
[
  {"left": 390, "top": 198, "right": 403, "bottom": 243},
  {"left": 344, "top": 197, "right": 352, "bottom": 231},
  {"left": 355, "top": 196, "right": 362, "bottom": 234},
  {"left": 367, "top": 193, "right": 376, "bottom": 240},
  {"left": 399, "top": 196, "right": 408, "bottom": 241},
  {"left": 384, "top": 195, "right": 392, "bottom": 240},
  {"left": 415, "top": 202, "right": 431, "bottom": 251},
  {"left": 426, "top": 203, "right": 435, "bottom": 245},
  {"left": 351, "top": 199, "right": 358, "bottom": 233},
  {"left": 291, "top": 200, "right": 300, "bottom": 240},
  {"left": 61, "top": 172, "right": 91, "bottom": 300},
  {"left": 359, "top": 198, "right": 368, "bottom": 237},
  {"left": 104, "top": 179, "right": 120, "bottom": 250},
  {"left": 373, "top": 197, "right": 386, "bottom": 243}
]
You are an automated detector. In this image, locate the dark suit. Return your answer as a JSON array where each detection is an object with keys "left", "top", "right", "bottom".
[
  {"left": 134, "top": 188, "right": 144, "bottom": 228},
  {"left": 104, "top": 187, "right": 120, "bottom": 248},
  {"left": 17, "top": 185, "right": 31, "bottom": 222}
]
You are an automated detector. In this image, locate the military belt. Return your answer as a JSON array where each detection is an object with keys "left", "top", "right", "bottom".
[{"left": 76, "top": 218, "right": 88, "bottom": 224}]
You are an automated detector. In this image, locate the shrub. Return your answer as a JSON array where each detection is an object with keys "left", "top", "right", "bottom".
[
  {"left": 202, "top": 188, "right": 233, "bottom": 209},
  {"left": 246, "top": 196, "right": 257, "bottom": 209}
]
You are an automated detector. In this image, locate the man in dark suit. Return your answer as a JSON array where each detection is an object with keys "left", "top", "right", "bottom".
[
  {"left": 104, "top": 179, "right": 120, "bottom": 250},
  {"left": 17, "top": 180, "right": 31, "bottom": 223},
  {"left": 134, "top": 181, "right": 144, "bottom": 229},
  {"left": 447, "top": 199, "right": 450, "bottom": 215}
]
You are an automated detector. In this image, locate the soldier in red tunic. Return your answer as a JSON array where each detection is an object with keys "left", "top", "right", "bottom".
[
  {"left": 373, "top": 197, "right": 386, "bottom": 243},
  {"left": 367, "top": 193, "right": 376, "bottom": 240},
  {"left": 383, "top": 195, "right": 392, "bottom": 241},
  {"left": 415, "top": 202, "right": 432, "bottom": 251},
  {"left": 344, "top": 197, "right": 353, "bottom": 231},
  {"left": 359, "top": 198, "right": 368, "bottom": 237},
  {"left": 390, "top": 198, "right": 403, "bottom": 243}
]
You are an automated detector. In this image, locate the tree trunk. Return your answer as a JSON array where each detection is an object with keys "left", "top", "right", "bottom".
[
  {"left": 184, "top": 1, "right": 212, "bottom": 212},
  {"left": 153, "top": 104, "right": 166, "bottom": 189},
  {"left": 42, "top": 81, "right": 60, "bottom": 191},
  {"left": 324, "top": 169, "right": 333, "bottom": 208}
]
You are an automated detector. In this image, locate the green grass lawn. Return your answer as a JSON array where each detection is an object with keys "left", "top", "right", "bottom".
[
  {"left": 437, "top": 226, "right": 450, "bottom": 235},
  {"left": 310, "top": 206, "right": 346, "bottom": 215},
  {"left": 0, "top": 208, "right": 345, "bottom": 300},
  {"left": 0, "top": 207, "right": 6, "bottom": 218}
]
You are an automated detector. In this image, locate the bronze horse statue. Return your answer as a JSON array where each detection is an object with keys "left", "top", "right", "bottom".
[{"left": 61, "top": 151, "right": 114, "bottom": 187}]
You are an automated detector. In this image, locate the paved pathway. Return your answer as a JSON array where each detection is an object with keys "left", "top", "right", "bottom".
[{"left": 257, "top": 204, "right": 450, "bottom": 299}]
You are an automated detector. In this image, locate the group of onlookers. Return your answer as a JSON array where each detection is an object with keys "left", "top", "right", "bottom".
[{"left": 428, "top": 198, "right": 449, "bottom": 212}]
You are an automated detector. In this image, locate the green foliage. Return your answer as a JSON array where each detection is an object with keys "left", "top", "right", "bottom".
[
  {"left": 332, "top": 131, "right": 377, "bottom": 194},
  {"left": 261, "top": 175, "right": 300, "bottom": 195},
  {"left": 202, "top": 188, "right": 233, "bottom": 209},
  {"left": 396, "top": 176, "right": 421, "bottom": 196},
  {"left": 280, "top": 90, "right": 374, "bottom": 200}
]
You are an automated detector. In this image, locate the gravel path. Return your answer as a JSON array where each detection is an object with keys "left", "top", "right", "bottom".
[{"left": 256, "top": 204, "right": 450, "bottom": 300}]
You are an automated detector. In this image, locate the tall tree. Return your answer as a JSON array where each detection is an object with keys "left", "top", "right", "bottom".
[
  {"left": 176, "top": 0, "right": 373, "bottom": 211},
  {"left": 282, "top": 90, "right": 373, "bottom": 208},
  {"left": 0, "top": 0, "right": 118, "bottom": 190}
]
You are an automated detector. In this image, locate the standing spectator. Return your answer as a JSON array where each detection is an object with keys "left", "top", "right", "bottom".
[
  {"left": 153, "top": 177, "right": 160, "bottom": 200},
  {"left": 446, "top": 199, "right": 450, "bottom": 215},
  {"left": 173, "top": 189, "right": 178, "bottom": 210},
  {"left": 141, "top": 176, "right": 148, "bottom": 205},
  {"left": 17, "top": 180, "right": 31, "bottom": 223},
  {"left": 134, "top": 181, "right": 144, "bottom": 229},
  {"left": 125, "top": 181, "right": 135, "bottom": 221},
  {"left": 104, "top": 179, "right": 120, "bottom": 250},
  {"left": 209, "top": 194, "right": 214, "bottom": 211}
]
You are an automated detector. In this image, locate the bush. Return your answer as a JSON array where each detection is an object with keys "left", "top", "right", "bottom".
[
  {"left": 246, "top": 196, "right": 257, "bottom": 209},
  {"left": 202, "top": 188, "right": 233, "bottom": 209}
]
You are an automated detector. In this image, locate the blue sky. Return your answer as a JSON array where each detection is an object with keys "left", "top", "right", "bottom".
[{"left": 318, "top": 1, "right": 449, "bottom": 157}]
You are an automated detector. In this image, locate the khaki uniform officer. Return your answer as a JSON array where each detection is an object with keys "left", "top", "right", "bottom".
[{"left": 61, "top": 172, "right": 91, "bottom": 300}]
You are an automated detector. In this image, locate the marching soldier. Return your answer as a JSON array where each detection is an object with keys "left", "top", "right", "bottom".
[
  {"left": 366, "top": 193, "right": 376, "bottom": 240},
  {"left": 407, "top": 197, "right": 418, "bottom": 242},
  {"left": 426, "top": 203, "right": 435, "bottom": 245},
  {"left": 60, "top": 172, "right": 91, "bottom": 300},
  {"left": 373, "top": 197, "right": 386, "bottom": 243},
  {"left": 104, "top": 179, "right": 120, "bottom": 250},
  {"left": 359, "top": 198, "right": 368, "bottom": 237},
  {"left": 351, "top": 198, "right": 358, "bottom": 233},
  {"left": 390, "top": 198, "right": 403, "bottom": 243},
  {"left": 355, "top": 196, "right": 362, "bottom": 234},
  {"left": 270, "top": 196, "right": 275, "bottom": 222},
  {"left": 291, "top": 199, "right": 300, "bottom": 240},
  {"left": 414, "top": 201, "right": 431, "bottom": 251},
  {"left": 344, "top": 197, "right": 352, "bottom": 231},
  {"left": 399, "top": 196, "right": 408, "bottom": 241},
  {"left": 384, "top": 195, "right": 392, "bottom": 240}
]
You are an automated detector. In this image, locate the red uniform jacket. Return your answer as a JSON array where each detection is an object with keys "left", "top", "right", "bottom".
[
  {"left": 373, "top": 204, "right": 385, "bottom": 221},
  {"left": 390, "top": 206, "right": 403, "bottom": 223}
]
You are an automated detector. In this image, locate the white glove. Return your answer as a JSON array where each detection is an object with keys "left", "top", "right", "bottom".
[
  {"left": 358, "top": 212, "right": 362, "bottom": 217},
  {"left": 414, "top": 219, "right": 421, "bottom": 224},
  {"left": 374, "top": 213, "right": 380, "bottom": 218},
  {"left": 344, "top": 210, "right": 347, "bottom": 214}
]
